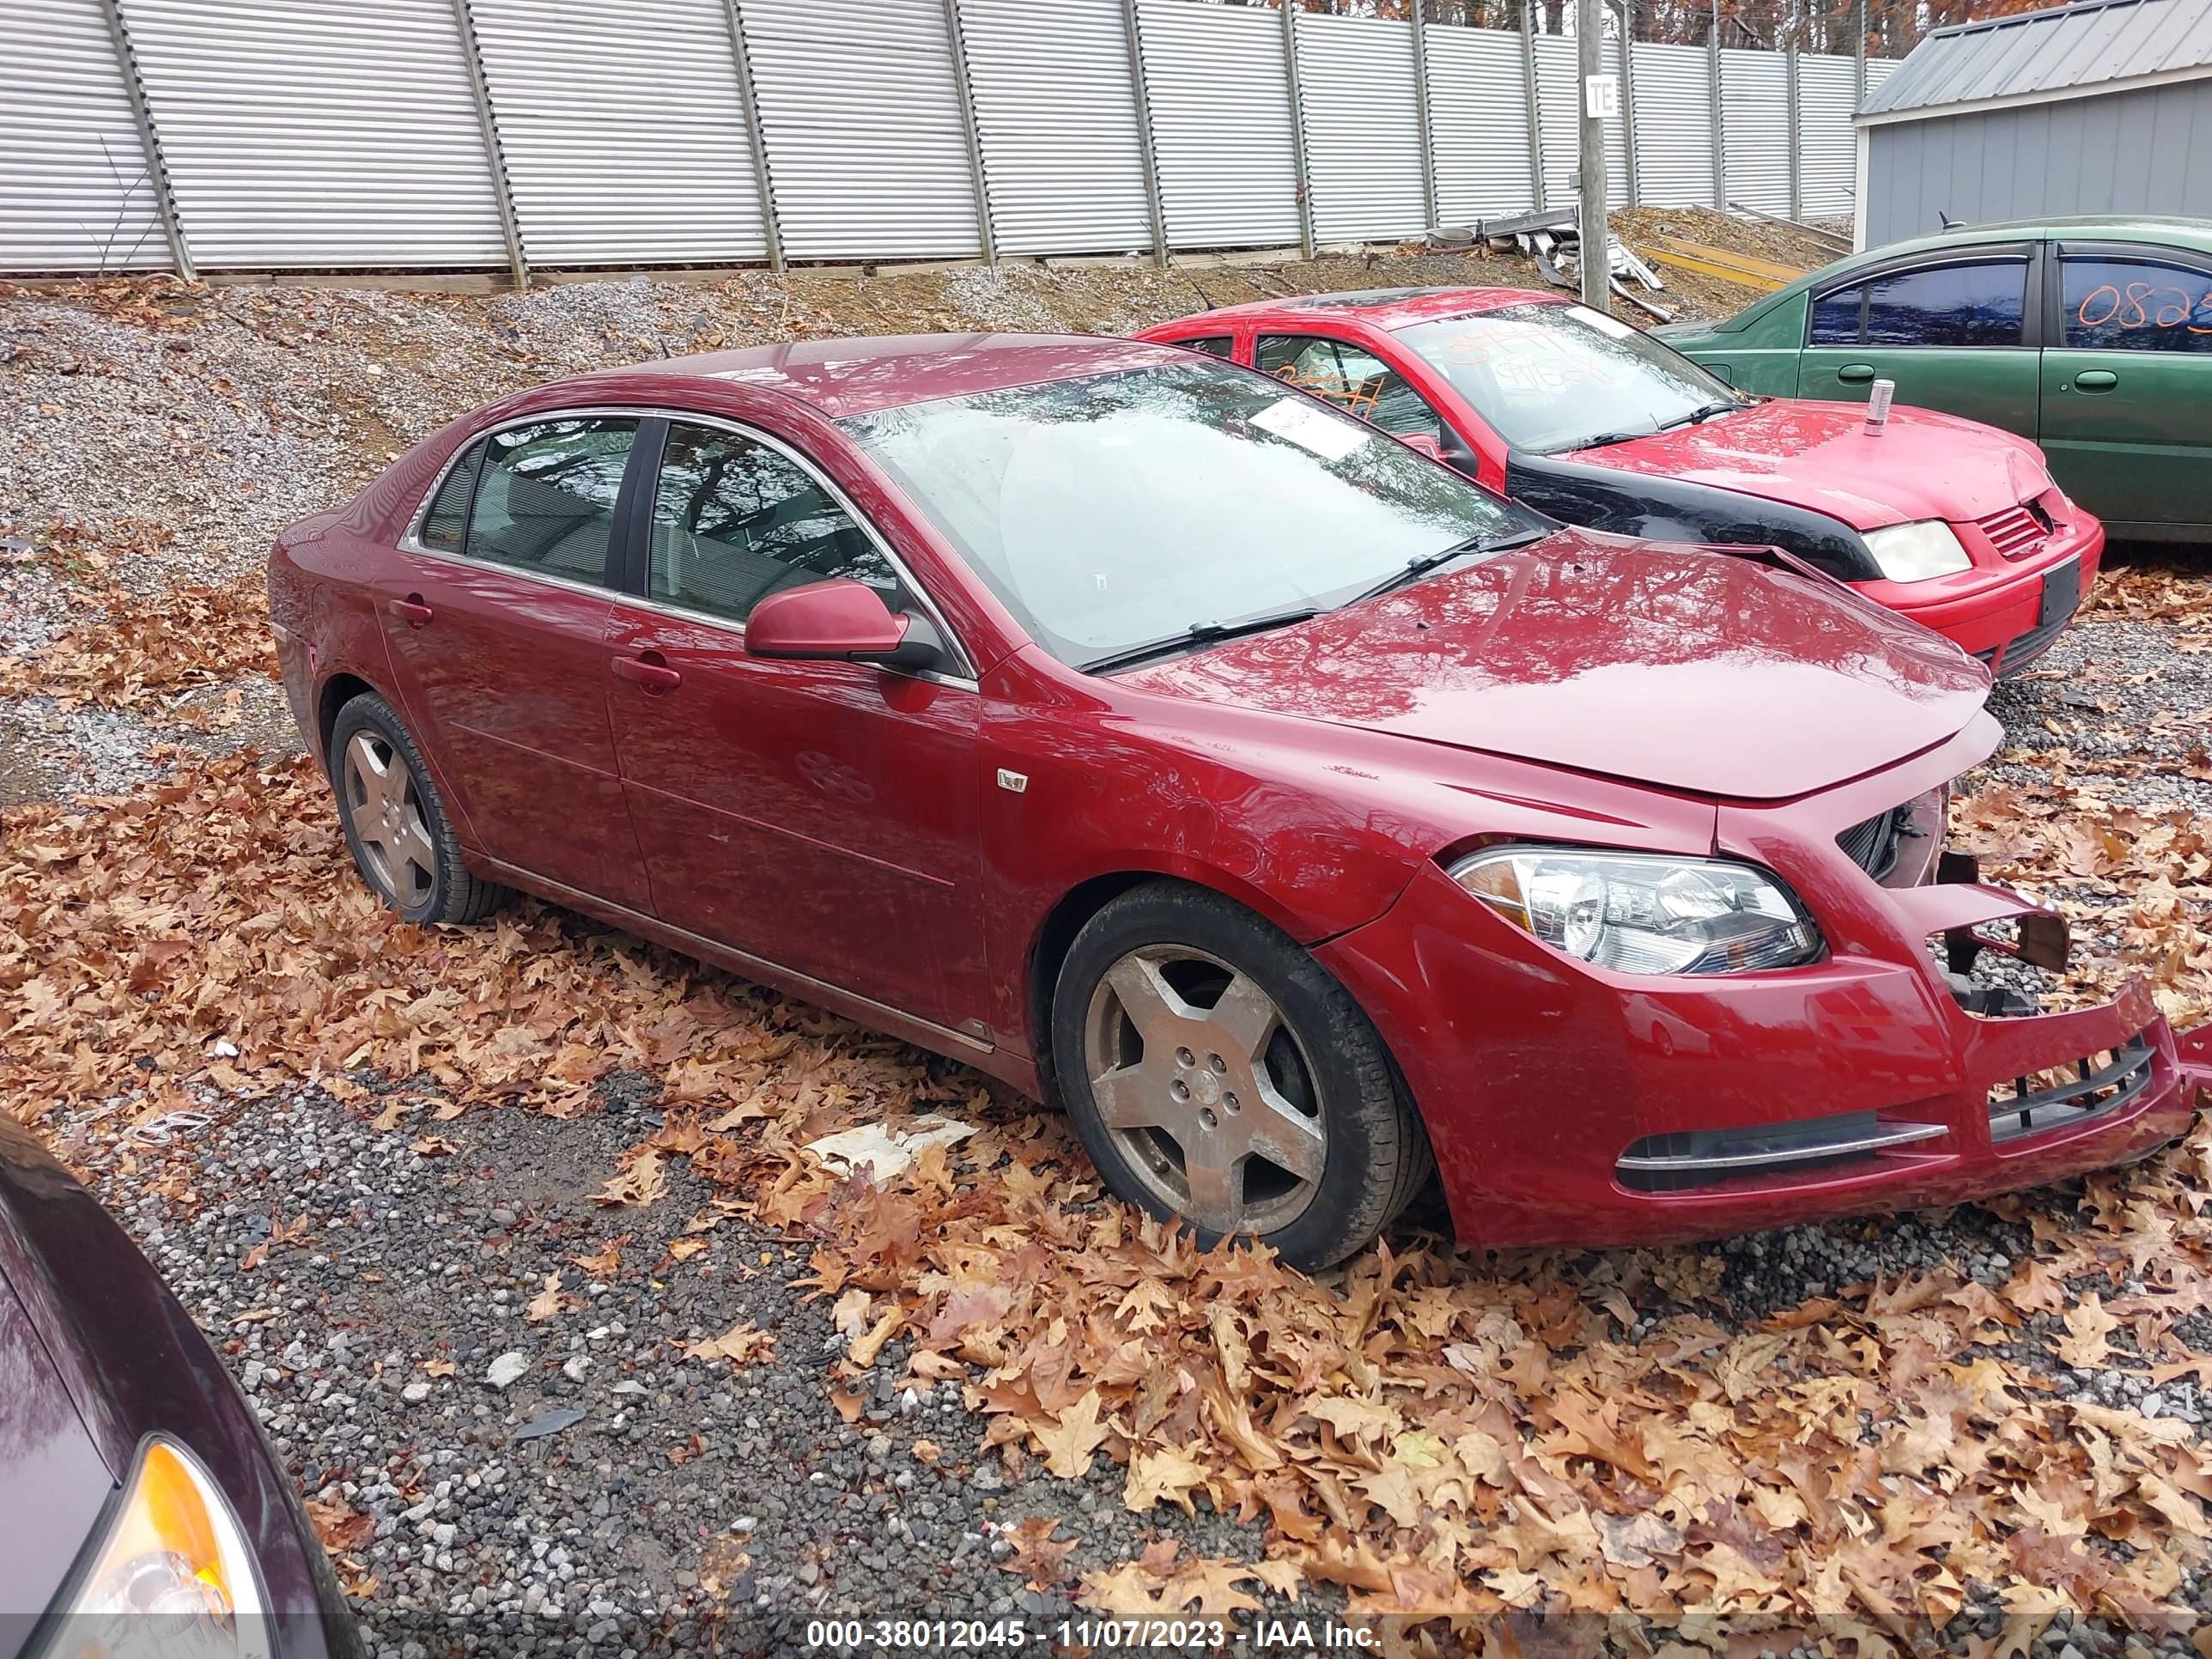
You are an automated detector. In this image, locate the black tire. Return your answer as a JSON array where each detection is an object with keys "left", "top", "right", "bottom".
[
  {"left": 327, "top": 692, "right": 507, "bottom": 927},
  {"left": 1048, "top": 880, "right": 1431, "bottom": 1273}
]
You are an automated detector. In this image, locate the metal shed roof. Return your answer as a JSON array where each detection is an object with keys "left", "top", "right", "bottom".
[{"left": 1858, "top": 0, "right": 2212, "bottom": 122}]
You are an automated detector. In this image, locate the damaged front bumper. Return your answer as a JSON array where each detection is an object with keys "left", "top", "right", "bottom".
[{"left": 1318, "top": 719, "right": 2212, "bottom": 1251}]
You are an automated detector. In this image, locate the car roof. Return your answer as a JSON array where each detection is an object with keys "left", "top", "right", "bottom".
[
  {"left": 1843, "top": 216, "right": 2212, "bottom": 264},
  {"left": 1682, "top": 216, "right": 2212, "bottom": 336},
  {"left": 557, "top": 332, "right": 1194, "bottom": 420},
  {"left": 1159, "top": 285, "right": 1564, "bottom": 332}
]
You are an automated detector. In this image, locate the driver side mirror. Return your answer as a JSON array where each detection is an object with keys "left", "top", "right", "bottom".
[
  {"left": 1398, "top": 432, "right": 1447, "bottom": 464},
  {"left": 744, "top": 578, "right": 946, "bottom": 673}
]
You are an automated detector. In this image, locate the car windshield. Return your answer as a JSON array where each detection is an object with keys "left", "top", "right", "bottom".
[
  {"left": 1395, "top": 302, "right": 1743, "bottom": 454},
  {"left": 839, "top": 361, "right": 1538, "bottom": 669}
]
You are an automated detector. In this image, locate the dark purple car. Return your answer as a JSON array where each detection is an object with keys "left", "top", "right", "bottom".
[{"left": 0, "top": 1116, "right": 358, "bottom": 1659}]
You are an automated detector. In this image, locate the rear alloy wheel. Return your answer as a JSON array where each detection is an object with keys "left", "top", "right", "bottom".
[
  {"left": 1052, "top": 882, "right": 1431, "bottom": 1272},
  {"left": 343, "top": 729, "right": 437, "bottom": 908},
  {"left": 328, "top": 692, "right": 506, "bottom": 927}
]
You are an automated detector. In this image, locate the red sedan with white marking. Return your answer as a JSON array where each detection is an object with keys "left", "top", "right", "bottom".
[
  {"left": 269, "top": 335, "right": 2207, "bottom": 1269},
  {"left": 1139, "top": 289, "right": 2102, "bottom": 676}
]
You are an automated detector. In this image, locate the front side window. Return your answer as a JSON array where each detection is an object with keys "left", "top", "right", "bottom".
[
  {"left": 649, "top": 422, "right": 896, "bottom": 624},
  {"left": 1255, "top": 334, "right": 1447, "bottom": 440},
  {"left": 1393, "top": 302, "right": 1741, "bottom": 453},
  {"left": 840, "top": 361, "right": 1535, "bottom": 668},
  {"left": 465, "top": 417, "right": 638, "bottom": 581},
  {"left": 1862, "top": 260, "right": 2026, "bottom": 347},
  {"left": 2061, "top": 255, "right": 2212, "bottom": 354},
  {"left": 1808, "top": 285, "right": 1865, "bottom": 346},
  {"left": 1176, "top": 336, "right": 1236, "bottom": 359}
]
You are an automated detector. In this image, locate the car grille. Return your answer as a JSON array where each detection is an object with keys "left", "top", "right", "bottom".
[
  {"left": 1974, "top": 611, "right": 2070, "bottom": 678},
  {"left": 1837, "top": 804, "right": 1911, "bottom": 879},
  {"left": 1988, "top": 1032, "right": 2154, "bottom": 1141},
  {"left": 1618, "top": 1110, "right": 1947, "bottom": 1193},
  {"left": 1976, "top": 501, "right": 2050, "bottom": 559}
]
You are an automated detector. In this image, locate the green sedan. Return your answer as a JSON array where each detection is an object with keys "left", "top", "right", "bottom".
[{"left": 1657, "top": 218, "right": 2212, "bottom": 543}]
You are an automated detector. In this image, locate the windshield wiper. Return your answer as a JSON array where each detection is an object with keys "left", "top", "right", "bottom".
[
  {"left": 1559, "top": 428, "right": 1653, "bottom": 452},
  {"left": 1080, "top": 605, "right": 1322, "bottom": 675},
  {"left": 1346, "top": 526, "right": 1548, "bottom": 606},
  {"left": 1658, "top": 399, "right": 1745, "bottom": 431}
]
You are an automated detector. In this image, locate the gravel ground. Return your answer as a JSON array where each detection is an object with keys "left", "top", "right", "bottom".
[
  {"left": 53, "top": 1083, "right": 1291, "bottom": 1657},
  {"left": 50, "top": 1028, "right": 2212, "bottom": 1658}
]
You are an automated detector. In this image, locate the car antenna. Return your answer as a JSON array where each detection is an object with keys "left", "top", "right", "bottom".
[{"left": 1937, "top": 210, "right": 1959, "bottom": 230}]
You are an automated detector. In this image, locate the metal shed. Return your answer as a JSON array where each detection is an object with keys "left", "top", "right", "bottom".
[{"left": 1854, "top": 0, "right": 2212, "bottom": 247}]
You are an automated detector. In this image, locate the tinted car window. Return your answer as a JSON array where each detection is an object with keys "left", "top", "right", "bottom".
[
  {"left": 1862, "top": 261, "right": 2026, "bottom": 347},
  {"left": 2062, "top": 255, "right": 2212, "bottom": 355},
  {"left": 419, "top": 439, "right": 481, "bottom": 554},
  {"left": 1395, "top": 302, "right": 1740, "bottom": 453},
  {"left": 466, "top": 417, "right": 637, "bottom": 581},
  {"left": 1255, "top": 334, "right": 1446, "bottom": 440},
  {"left": 840, "top": 361, "right": 1534, "bottom": 668},
  {"left": 1808, "top": 286, "right": 1864, "bottom": 345},
  {"left": 649, "top": 422, "right": 897, "bottom": 624},
  {"left": 1176, "top": 336, "right": 1235, "bottom": 358}
]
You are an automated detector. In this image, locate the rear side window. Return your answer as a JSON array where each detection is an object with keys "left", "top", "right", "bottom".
[
  {"left": 1862, "top": 260, "right": 2026, "bottom": 347},
  {"left": 418, "top": 440, "right": 481, "bottom": 553},
  {"left": 466, "top": 417, "right": 638, "bottom": 582},
  {"left": 647, "top": 422, "right": 896, "bottom": 624},
  {"left": 2061, "top": 255, "right": 2212, "bottom": 354},
  {"left": 1176, "top": 335, "right": 1235, "bottom": 358},
  {"left": 1255, "top": 334, "right": 1446, "bottom": 440},
  {"left": 1808, "top": 286, "right": 1864, "bottom": 346}
]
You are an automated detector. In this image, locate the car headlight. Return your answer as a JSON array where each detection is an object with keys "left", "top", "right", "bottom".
[
  {"left": 1450, "top": 847, "right": 1822, "bottom": 975},
  {"left": 57, "top": 1438, "right": 270, "bottom": 1659},
  {"left": 1863, "top": 520, "right": 1972, "bottom": 583}
]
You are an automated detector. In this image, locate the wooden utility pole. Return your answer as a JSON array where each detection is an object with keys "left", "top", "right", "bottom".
[{"left": 1577, "top": 0, "right": 1612, "bottom": 312}]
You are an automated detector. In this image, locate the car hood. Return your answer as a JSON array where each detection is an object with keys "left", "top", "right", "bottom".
[
  {"left": 1119, "top": 528, "right": 1990, "bottom": 800},
  {"left": 1565, "top": 400, "right": 2052, "bottom": 531},
  {"left": 0, "top": 1270, "right": 112, "bottom": 1644}
]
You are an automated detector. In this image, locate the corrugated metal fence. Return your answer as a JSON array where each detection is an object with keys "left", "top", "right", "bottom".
[{"left": 0, "top": 0, "right": 1895, "bottom": 280}]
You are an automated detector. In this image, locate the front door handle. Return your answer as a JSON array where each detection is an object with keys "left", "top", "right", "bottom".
[
  {"left": 611, "top": 653, "right": 681, "bottom": 694},
  {"left": 387, "top": 594, "right": 434, "bottom": 628},
  {"left": 2074, "top": 369, "right": 2118, "bottom": 392},
  {"left": 1835, "top": 363, "right": 1877, "bottom": 384}
]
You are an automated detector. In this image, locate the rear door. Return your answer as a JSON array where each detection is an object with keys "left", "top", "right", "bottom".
[
  {"left": 2038, "top": 240, "right": 2212, "bottom": 534},
  {"left": 1796, "top": 245, "right": 2043, "bottom": 436},
  {"left": 603, "top": 416, "right": 989, "bottom": 1032},
  {"left": 377, "top": 413, "right": 653, "bottom": 910}
]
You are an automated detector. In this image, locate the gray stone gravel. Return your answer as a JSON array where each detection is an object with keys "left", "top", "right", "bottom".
[
  {"left": 56, "top": 1084, "right": 1286, "bottom": 1656},
  {"left": 1987, "top": 606, "right": 2212, "bottom": 817}
]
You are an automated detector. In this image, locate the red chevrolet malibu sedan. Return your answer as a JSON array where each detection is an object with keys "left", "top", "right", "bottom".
[
  {"left": 1139, "top": 289, "right": 2102, "bottom": 676},
  {"left": 269, "top": 335, "right": 2207, "bottom": 1270}
]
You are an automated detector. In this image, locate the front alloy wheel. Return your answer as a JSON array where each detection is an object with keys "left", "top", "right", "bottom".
[
  {"left": 1052, "top": 881, "right": 1431, "bottom": 1272},
  {"left": 1084, "top": 945, "right": 1327, "bottom": 1237}
]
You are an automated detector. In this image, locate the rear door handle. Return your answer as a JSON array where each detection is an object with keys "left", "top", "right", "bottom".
[
  {"left": 611, "top": 653, "right": 681, "bottom": 694},
  {"left": 387, "top": 594, "right": 434, "bottom": 628},
  {"left": 1836, "top": 363, "right": 1876, "bottom": 384},
  {"left": 2073, "top": 369, "right": 2118, "bottom": 392}
]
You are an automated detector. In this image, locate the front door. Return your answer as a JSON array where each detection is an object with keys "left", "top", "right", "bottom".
[
  {"left": 377, "top": 415, "right": 653, "bottom": 911},
  {"left": 604, "top": 418, "right": 988, "bottom": 1032},
  {"left": 2039, "top": 243, "right": 2212, "bottom": 534},
  {"left": 1796, "top": 250, "right": 2043, "bottom": 437},
  {"left": 1252, "top": 331, "right": 1485, "bottom": 479}
]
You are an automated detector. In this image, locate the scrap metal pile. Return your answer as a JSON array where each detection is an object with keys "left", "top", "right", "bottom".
[{"left": 1429, "top": 205, "right": 1674, "bottom": 319}]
